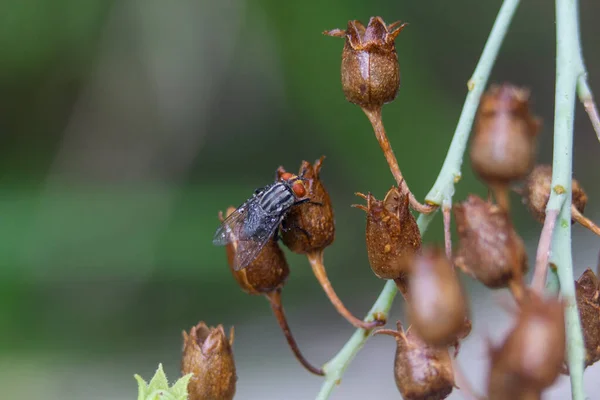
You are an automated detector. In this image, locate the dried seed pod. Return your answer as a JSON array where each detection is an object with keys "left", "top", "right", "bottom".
[
  {"left": 220, "top": 207, "right": 289, "bottom": 295},
  {"left": 353, "top": 187, "right": 421, "bottom": 279},
  {"left": 487, "top": 376, "right": 541, "bottom": 400},
  {"left": 324, "top": 17, "right": 407, "bottom": 109},
  {"left": 470, "top": 83, "right": 541, "bottom": 187},
  {"left": 405, "top": 247, "right": 469, "bottom": 346},
  {"left": 219, "top": 209, "right": 323, "bottom": 375},
  {"left": 279, "top": 156, "right": 335, "bottom": 254},
  {"left": 488, "top": 294, "right": 565, "bottom": 394},
  {"left": 377, "top": 322, "right": 454, "bottom": 400},
  {"left": 574, "top": 268, "right": 600, "bottom": 367},
  {"left": 454, "top": 195, "right": 528, "bottom": 288},
  {"left": 182, "top": 322, "right": 236, "bottom": 400},
  {"left": 523, "top": 164, "right": 587, "bottom": 223}
]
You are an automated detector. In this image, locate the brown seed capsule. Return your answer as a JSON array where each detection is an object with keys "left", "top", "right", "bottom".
[
  {"left": 220, "top": 207, "right": 290, "bottom": 295},
  {"left": 404, "top": 247, "right": 469, "bottom": 346},
  {"left": 470, "top": 84, "right": 541, "bottom": 188},
  {"left": 523, "top": 164, "right": 587, "bottom": 223},
  {"left": 487, "top": 294, "right": 565, "bottom": 394},
  {"left": 454, "top": 195, "right": 528, "bottom": 288},
  {"left": 377, "top": 322, "right": 454, "bottom": 400},
  {"left": 574, "top": 268, "right": 600, "bottom": 367},
  {"left": 182, "top": 322, "right": 236, "bottom": 400},
  {"left": 279, "top": 156, "right": 335, "bottom": 254},
  {"left": 324, "top": 17, "right": 407, "bottom": 109},
  {"left": 353, "top": 187, "right": 421, "bottom": 279}
]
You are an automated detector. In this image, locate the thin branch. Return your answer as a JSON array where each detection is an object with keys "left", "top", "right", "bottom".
[
  {"left": 307, "top": 251, "right": 384, "bottom": 330},
  {"left": 423, "top": 1, "right": 520, "bottom": 210},
  {"left": 315, "top": 279, "right": 398, "bottom": 400},
  {"left": 550, "top": 0, "right": 586, "bottom": 397},
  {"left": 265, "top": 290, "right": 325, "bottom": 376},
  {"left": 572, "top": 0, "right": 600, "bottom": 142},
  {"left": 571, "top": 205, "right": 600, "bottom": 236},
  {"left": 362, "top": 107, "right": 436, "bottom": 214},
  {"left": 577, "top": 75, "right": 600, "bottom": 142},
  {"left": 442, "top": 198, "right": 453, "bottom": 261},
  {"left": 531, "top": 208, "right": 561, "bottom": 294},
  {"left": 316, "top": 2, "right": 520, "bottom": 397}
]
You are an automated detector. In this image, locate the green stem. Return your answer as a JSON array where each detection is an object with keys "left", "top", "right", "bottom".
[
  {"left": 315, "top": 1, "right": 520, "bottom": 398},
  {"left": 424, "top": 0, "right": 521, "bottom": 206},
  {"left": 546, "top": 264, "right": 561, "bottom": 296},
  {"left": 315, "top": 279, "right": 397, "bottom": 400},
  {"left": 550, "top": 1, "right": 586, "bottom": 398}
]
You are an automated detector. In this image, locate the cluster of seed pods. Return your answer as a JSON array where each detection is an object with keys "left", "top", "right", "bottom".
[{"left": 176, "top": 15, "right": 600, "bottom": 400}]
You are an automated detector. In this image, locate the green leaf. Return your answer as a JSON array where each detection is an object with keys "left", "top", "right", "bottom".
[
  {"left": 135, "top": 364, "right": 191, "bottom": 400},
  {"left": 170, "top": 374, "right": 193, "bottom": 398},
  {"left": 147, "top": 364, "right": 169, "bottom": 394}
]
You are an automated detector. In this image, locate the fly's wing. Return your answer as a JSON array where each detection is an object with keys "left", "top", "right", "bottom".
[
  {"left": 213, "top": 204, "right": 249, "bottom": 246},
  {"left": 231, "top": 217, "right": 280, "bottom": 271},
  {"left": 213, "top": 201, "right": 282, "bottom": 271}
]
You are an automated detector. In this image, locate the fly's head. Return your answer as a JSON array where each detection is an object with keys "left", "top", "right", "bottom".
[
  {"left": 276, "top": 157, "right": 335, "bottom": 254},
  {"left": 278, "top": 171, "right": 309, "bottom": 202}
]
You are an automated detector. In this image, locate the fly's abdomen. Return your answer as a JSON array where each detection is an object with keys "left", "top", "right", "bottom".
[{"left": 241, "top": 202, "right": 270, "bottom": 239}]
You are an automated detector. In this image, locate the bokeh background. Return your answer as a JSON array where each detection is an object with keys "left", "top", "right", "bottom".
[{"left": 1, "top": 0, "right": 599, "bottom": 399}]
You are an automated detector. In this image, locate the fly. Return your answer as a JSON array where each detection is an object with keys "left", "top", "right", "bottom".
[{"left": 213, "top": 172, "right": 309, "bottom": 270}]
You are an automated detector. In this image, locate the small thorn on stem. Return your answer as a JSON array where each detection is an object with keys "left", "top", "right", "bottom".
[
  {"left": 308, "top": 251, "right": 386, "bottom": 330},
  {"left": 265, "top": 290, "right": 325, "bottom": 376}
]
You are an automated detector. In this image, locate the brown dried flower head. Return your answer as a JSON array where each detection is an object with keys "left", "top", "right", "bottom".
[
  {"left": 181, "top": 322, "right": 237, "bottom": 400},
  {"left": 377, "top": 322, "right": 454, "bottom": 400},
  {"left": 454, "top": 195, "right": 528, "bottom": 288},
  {"left": 279, "top": 156, "right": 335, "bottom": 254},
  {"left": 574, "top": 268, "right": 600, "bottom": 367},
  {"left": 470, "top": 83, "right": 541, "bottom": 186},
  {"left": 353, "top": 187, "right": 421, "bottom": 280},
  {"left": 523, "top": 164, "right": 587, "bottom": 223},
  {"left": 404, "top": 247, "right": 469, "bottom": 346},
  {"left": 324, "top": 17, "right": 407, "bottom": 109},
  {"left": 220, "top": 207, "right": 289, "bottom": 295},
  {"left": 488, "top": 294, "right": 565, "bottom": 393}
]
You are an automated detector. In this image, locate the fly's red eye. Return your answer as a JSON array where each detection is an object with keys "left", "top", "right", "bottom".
[
  {"left": 292, "top": 181, "right": 307, "bottom": 198},
  {"left": 280, "top": 172, "right": 294, "bottom": 181}
]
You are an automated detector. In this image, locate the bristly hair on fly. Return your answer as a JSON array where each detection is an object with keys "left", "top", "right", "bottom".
[{"left": 213, "top": 172, "right": 310, "bottom": 270}]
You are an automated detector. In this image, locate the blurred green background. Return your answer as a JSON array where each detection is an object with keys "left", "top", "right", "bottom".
[{"left": 1, "top": 0, "right": 599, "bottom": 399}]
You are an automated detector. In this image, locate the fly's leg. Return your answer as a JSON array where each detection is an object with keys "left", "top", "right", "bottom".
[
  {"left": 280, "top": 219, "right": 312, "bottom": 242},
  {"left": 294, "top": 198, "right": 323, "bottom": 207}
]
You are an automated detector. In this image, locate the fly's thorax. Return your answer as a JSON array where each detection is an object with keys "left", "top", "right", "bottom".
[{"left": 258, "top": 182, "right": 296, "bottom": 214}]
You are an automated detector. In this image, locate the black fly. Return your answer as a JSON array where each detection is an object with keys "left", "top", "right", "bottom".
[{"left": 213, "top": 173, "right": 309, "bottom": 270}]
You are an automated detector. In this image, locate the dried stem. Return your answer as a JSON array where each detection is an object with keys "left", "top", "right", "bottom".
[
  {"left": 362, "top": 106, "right": 436, "bottom": 214},
  {"left": 265, "top": 290, "right": 325, "bottom": 376},
  {"left": 307, "top": 251, "right": 384, "bottom": 330},
  {"left": 316, "top": 1, "right": 520, "bottom": 398},
  {"left": 577, "top": 78, "right": 600, "bottom": 142},
  {"left": 571, "top": 205, "right": 600, "bottom": 236},
  {"left": 491, "top": 183, "right": 510, "bottom": 213},
  {"left": 531, "top": 208, "right": 560, "bottom": 294},
  {"left": 442, "top": 200, "right": 453, "bottom": 261}
]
